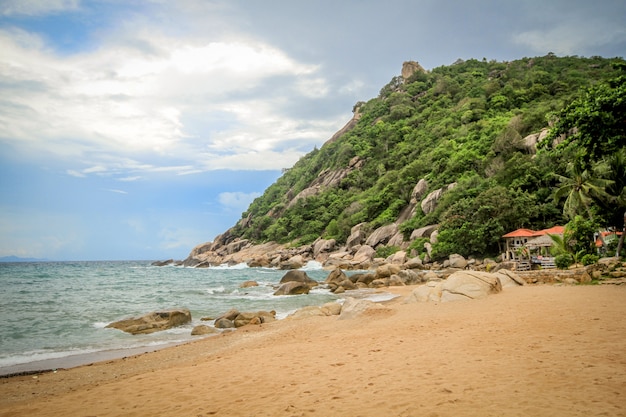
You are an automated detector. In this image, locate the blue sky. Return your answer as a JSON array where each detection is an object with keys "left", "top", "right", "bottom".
[{"left": 1, "top": 0, "right": 625, "bottom": 261}]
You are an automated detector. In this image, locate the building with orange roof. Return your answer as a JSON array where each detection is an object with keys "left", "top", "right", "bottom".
[{"left": 501, "top": 226, "right": 565, "bottom": 268}]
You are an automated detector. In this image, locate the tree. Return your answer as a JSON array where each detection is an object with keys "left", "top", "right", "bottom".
[
  {"left": 553, "top": 163, "right": 613, "bottom": 221},
  {"left": 544, "top": 62, "right": 626, "bottom": 170}
]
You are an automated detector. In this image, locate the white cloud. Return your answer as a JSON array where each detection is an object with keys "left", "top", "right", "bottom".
[
  {"left": 118, "top": 176, "right": 141, "bottom": 182},
  {"left": 218, "top": 191, "right": 262, "bottom": 212},
  {"left": 0, "top": 25, "right": 339, "bottom": 176},
  {"left": 66, "top": 169, "right": 85, "bottom": 178},
  {"left": 0, "top": 0, "right": 80, "bottom": 16}
]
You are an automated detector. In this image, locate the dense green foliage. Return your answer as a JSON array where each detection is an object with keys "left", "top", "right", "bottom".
[{"left": 229, "top": 55, "right": 625, "bottom": 259}]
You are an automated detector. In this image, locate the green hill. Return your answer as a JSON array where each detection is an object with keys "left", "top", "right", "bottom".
[{"left": 225, "top": 54, "right": 625, "bottom": 261}]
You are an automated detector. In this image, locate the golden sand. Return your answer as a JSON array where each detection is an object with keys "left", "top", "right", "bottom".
[{"left": 1, "top": 284, "right": 625, "bottom": 417}]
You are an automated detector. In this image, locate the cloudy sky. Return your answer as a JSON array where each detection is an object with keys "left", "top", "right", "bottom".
[{"left": 1, "top": 0, "right": 625, "bottom": 261}]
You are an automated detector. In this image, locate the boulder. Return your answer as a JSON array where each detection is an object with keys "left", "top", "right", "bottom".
[
  {"left": 240, "top": 280, "right": 259, "bottom": 288},
  {"left": 365, "top": 224, "right": 398, "bottom": 247},
  {"left": 346, "top": 229, "right": 366, "bottom": 249},
  {"left": 370, "top": 278, "right": 389, "bottom": 288},
  {"left": 375, "top": 263, "right": 402, "bottom": 278},
  {"left": 274, "top": 281, "right": 311, "bottom": 296},
  {"left": 424, "top": 242, "right": 433, "bottom": 257},
  {"left": 494, "top": 270, "right": 525, "bottom": 287},
  {"left": 354, "top": 272, "right": 376, "bottom": 286},
  {"left": 396, "top": 269, "right": 422, "bottom": 285},
  {"left": 421, "top": 183, "right": 457, "bottom": 215},
  {"left": 234, "top": 311, "right": 276, "bottom": 327},
  {"left": 288, "top": 302, "right": 342, "bottom": 319},
  {"left": 440, "top": 271, "right": 502, "bottom": 302},
  {"left": 191, "top": 325, "right": 220, "bottom": 336},
  {"left": 280, "top": 254, "right": 305, "bottom": 270},
  {"left": 352, "top": 245, "right": 376, "bottom": 264},
  {"left": 106, "top": 309, "right": 192, "bottom": 335},
  {"left": 410, "top": 179, "right": 429, "bottom": 204},
  {"left": 151, "top": 259, "right": 174, "bottom": 266},
  {"left": 388, "top": 274, "right": 405, "bottom": 286},
  {"left": 313, "top": 239, "right": 336, "bottom": 258},
  {"left": 339, "top": 298, "right": 391, "bottom": 320},
  {"left": 214, "top": 318, "right": 235, "bottom": 329},
  {"left": 387, "top": 231, "right": 407, "bottom": 248},
  {"left": 389, "top": 250, "right": 407, "bottom": 265},
  {"left": 448, "top": 254, "right": 468, "bottom": 269},
  {"left": 406, "top": 281, "right": 443, "bottom": 303},
  {"left": 404, "top": 256, "right": 425, "bottom": 270},
  {"left": 325, "top": 268, "right": 348, "bottom": 285},
  {"left": 410, "top": 224, "right": 439, "bottom": 240},
  {"left": 423, "top": 271, "right": 440, "bottom": 282},
  {"left": 280, "top": 270, "right": 318, "bottom": 287}
]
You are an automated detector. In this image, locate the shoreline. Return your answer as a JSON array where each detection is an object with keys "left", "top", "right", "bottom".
[
  {"left": 0, "top": 286, "right": 396, "bottom": 378},
  {"left": 1, "top": 284, "right": 625, "bottom": 416},
  {"left": 0, "top": 340, "right": 197, "bottom": 378}
]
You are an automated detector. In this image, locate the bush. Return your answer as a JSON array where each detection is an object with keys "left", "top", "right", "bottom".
[
  {"left": 376, "top": 245, "right": 400, "bottom": 259},
  {"left": 555, "top": 254, "right": 574, "bottom": 269},
  {"left": 581, "top": 254, "right": 600, "bottom": 266}
]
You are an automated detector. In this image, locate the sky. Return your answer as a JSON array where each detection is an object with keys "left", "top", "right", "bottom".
[{"left": 0, "top": 0, "right": 625, "bottom": 261}]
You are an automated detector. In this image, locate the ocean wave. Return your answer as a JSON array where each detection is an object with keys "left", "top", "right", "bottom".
[
  {"left": 299, "top": 260, "right": 323, "bottom": 271},
  {"left": 210, "top": 263, "right": 249, "bottom": 270},
  {"left": 205, "top": 286, "right": 227, "bottom": 294}
]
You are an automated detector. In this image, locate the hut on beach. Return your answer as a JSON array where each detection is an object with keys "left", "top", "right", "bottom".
[{"left": 501, "top": 226, "right": 564, "bottom": 270}]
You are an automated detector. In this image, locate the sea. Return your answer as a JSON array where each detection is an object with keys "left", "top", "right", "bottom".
[{"left": 0, "top": 260, "right": 390, "bottom": 376}]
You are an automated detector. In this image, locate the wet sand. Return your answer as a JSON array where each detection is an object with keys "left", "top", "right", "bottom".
[{"left": 1, "top": 284, "right": 625, "bottom": 417}]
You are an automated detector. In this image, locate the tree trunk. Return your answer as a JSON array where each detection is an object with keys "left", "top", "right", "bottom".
[{"left": 617, "top": 227, "right": 625, "bottom": 258}]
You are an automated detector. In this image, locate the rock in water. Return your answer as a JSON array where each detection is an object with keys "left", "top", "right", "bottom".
[
  {"left": 273, "top": 281, "right": 311, "bottom": 296},
  {"left": 106, "top": 309, "right": 191, "bottom": 335}
]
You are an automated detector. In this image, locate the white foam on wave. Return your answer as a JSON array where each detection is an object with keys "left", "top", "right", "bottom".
[
  {"left": 205, "top": 285, "right": 226, "bottom": 294},
  {"left": 299, "top": 260, "right": 323, "bottom": 271},
  {"left": 210, "top": 262, "right": 249, "bottom": 270}
]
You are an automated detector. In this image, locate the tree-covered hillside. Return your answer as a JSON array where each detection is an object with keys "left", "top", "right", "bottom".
[{"left": 228, "top": 55, "right": 625, "bottom": 260}]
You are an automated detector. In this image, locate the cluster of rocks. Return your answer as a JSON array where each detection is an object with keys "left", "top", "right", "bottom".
[{"left": 107, "top": 258, "right": 626, "bottom": 338}]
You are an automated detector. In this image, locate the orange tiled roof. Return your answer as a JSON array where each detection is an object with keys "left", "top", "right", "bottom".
[
  {"left": 502, "top": 226, "right": 564, "bottom": 238},
  {"left": 596, "top": 231, "right": 624, "bottom": 247},
  {"left": 502, "top": 228, "right": 536, "bottom": 238},
  {"left": 537, "top": 225, "right": 565, "bottom": 235}
]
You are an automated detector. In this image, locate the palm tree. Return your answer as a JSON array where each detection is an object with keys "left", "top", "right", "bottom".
[
  {"left": 605, "top": 150, "right": 626, "bottom": 256},
  {"left": 553, "top": 162, "right": 614, "bottom": 221}
]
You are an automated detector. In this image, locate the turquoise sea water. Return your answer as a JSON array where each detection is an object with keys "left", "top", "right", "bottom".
[{"left": 0, "top": 261, "right": 359, "bottom": 374}]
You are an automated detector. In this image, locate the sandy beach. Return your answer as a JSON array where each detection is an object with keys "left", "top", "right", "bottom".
[{"left": 1, "top": 284, "right": 625, "bottom": 417}]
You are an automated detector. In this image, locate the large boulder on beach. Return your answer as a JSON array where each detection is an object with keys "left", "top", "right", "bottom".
[
  {"left": 106, "top": 309, "right": 191, "bottom": 335},
  {"left": 406, "top": 271, "right": 502, "bottom": 303},
  {"left": 339, "top": 298, "right": 392, "bottom": 320},
  {"left": 494, "top": 269, "right": 525, "bottom": 287},
  {"left": 441, "top": 271, "right": 502, "bottom": 301},
  {"left": 288, "top": 302, "right": 342, "bottom": 319}
]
